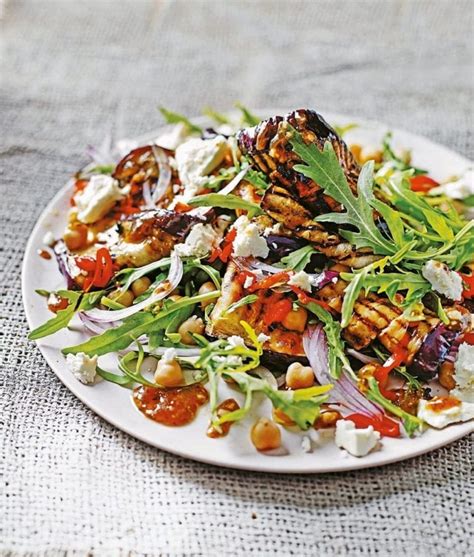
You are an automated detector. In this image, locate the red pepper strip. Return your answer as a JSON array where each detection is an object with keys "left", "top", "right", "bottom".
[
  {"left": 236, "top": 270, "right": 255, "bottom": 287},
  {"left": 91, "top": 247, "right": 114, "bottom": 288},
  {"left": 208, "top": 229, "right": 236, "bottom": 264},
  {"left": 288, "top": 285, "right": 332, "bottom": 312},
  {"left": 345, "top": 413, "right": 401, "bottom": 438},
  {"left": 75, "top": 256, "right": 97, "bottom": 272},
  {"left": 374, "top": 332, "right": 411, "bottom": 401},
  {"left": 459, "top": 272, "right": 474, "bottom": 299},
  {"left": 462, "top": 332, "right": 474, "bottom": 345},
  {"left": 263, "top": 298, "right": 292, "bottom": 326},
  {"left": 248, "top": 271, "right": 290, "bottom": 293},
  {"left": 409, "top": 175, "right": 439, "bottom": 193}
]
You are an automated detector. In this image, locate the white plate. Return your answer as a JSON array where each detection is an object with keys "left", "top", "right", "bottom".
[{"left": 22, "top": 110, "right": 474, "bottom": 473}]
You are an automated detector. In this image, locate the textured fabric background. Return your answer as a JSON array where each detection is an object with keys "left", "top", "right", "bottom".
[{"left": 1, "top": 0, "right": 473, "bottom": 555}]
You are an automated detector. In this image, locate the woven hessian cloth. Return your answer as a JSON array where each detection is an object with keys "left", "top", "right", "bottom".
[{"left": 1, "top": 1, "right": 473, "bottom": 555}]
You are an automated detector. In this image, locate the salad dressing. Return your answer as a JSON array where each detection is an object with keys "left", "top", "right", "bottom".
[
  {"left": 37, "top": 249, "right": 52, "bottom": 260},
  {"left": 133, "top": 383, "right": 209, "bottom": 426}
]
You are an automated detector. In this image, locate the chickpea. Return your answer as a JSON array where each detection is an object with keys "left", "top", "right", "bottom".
[
  {"left": 272, "top": 407, "right": 295, "bottom": 427},
  {"left": 314, "top": 410, "right": 342, "bottom": 429},
  {"left": 131, "top": 276, "right": 151, "bottom": 297},
  {"left": 285, "top": 362, "right": 314, "bottom": 389},
  {"left": 198, "top": 281, "right": 217, "bottom": 308},
  {"left": 110, "top": 289, "right": 135, "bottom": 307},
  {"left": 349, "top": 143, "right": 362, "bottom": 163},
  {"left": 439, "top": 361, "right": 456, "bottom": 391},
  {"left": 154, "top": 359, "right": 184, "bottom": 387},
  {"left": 178, "top": 316, "right": 205, "bottom": 345},
  {"left": 359, "top": 146, "right": 383, "bottom": 164},
  {"left": 281, "top": 306, "right": 308, "bottom": 333},
  {"left": 250, "top": 418, "right": 281, "bottom": 451},
  {"left": 63, "top": 224, "right": 88, "bottom": 250}
]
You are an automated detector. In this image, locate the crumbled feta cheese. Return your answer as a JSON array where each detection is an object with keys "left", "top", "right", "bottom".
[
  {"left": 74, "top": 175, "right": 124, "bottom": 224},
  {"left": 288, "top": 270, "right": 312, "bottom": 292},
  {"left": 216, "top": 124, "right": 235, "bottom": 136},
  {"left": 232, "top": 216, "right": 269, "bottom": 259},
  {"left": 335, "top": 420, "right": 380, "bottom": 457},
  {"left": 451, "top": 343, "right": 474, "bottom": 403},
  {"left": 257, "top": 333, "right": 270, "bottom": 344},
  {"left": 155, "top": 123, "right": 190, "bottom": 151},
  {"left": 66, "top": 352, "right": 98, "bottom": 385},
  {"left": 263, "top": 222, "right": 283, "bottom": 237},
  {"left": 212, "top": 354, "right": 243, "bottom": 367},
  {"left": 174, "top": 224, "right": 219, "bottom": 258},
  {"left": 174, "top": 136, "right": 227, "bottom": 200},
  {"left": 161, "top": 347, "right": 178, "bottom": 363},
  {"left": 42, "top": 231, "right": 55, "bottom": 246},
  {"left": 430, "top": 169, "right": 474, "bottom": 200},
  {"left": 68, "top": 256, "right": 86, "bottom": 278},
  {"left": 301, "top": 436, "right": 312, "bottom": 453},
  {"left": 422, "top": 260, "right": 463, "bottom": 301},
  {"left": 227, "top": 335, "right": 246, "bottom": 348},
  {"left": 417, "top": 396, "right": 474, "bottom": 428}
]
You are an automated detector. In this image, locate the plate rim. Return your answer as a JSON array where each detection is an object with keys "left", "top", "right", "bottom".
[{"left": 22, "top": 110, "right": 474, "bottom": 474}]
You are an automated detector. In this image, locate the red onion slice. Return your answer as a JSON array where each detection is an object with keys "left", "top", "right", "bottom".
[
  {"left": 303, "top": 325, "right": 383, "bottom": 418},
  {"left": 346, "top": 348, "right": 379, "bottom": 365},
  {"left": 83, "top": 252, "right": 183, "bottom": 323},
  {"left": 151, "top": 146, "right": 172, "bottom": 203}
]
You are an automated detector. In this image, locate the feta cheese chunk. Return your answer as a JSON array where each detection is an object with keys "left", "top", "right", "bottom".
[
  {"left": 422, "top": 260, "right": 463, "bottom": 301},
  {"left": 335, "top": 420, "right": 380, "bottom": 457},
  {"left": 232, "top": 216, "right": 269, "bottom": 259},
  {"left": 451, "top": 343, "right": 474, "bottom": 403},
  {"left": 227, "top": 335, "right": 246, "bottom": 348},
  {"left": 174, "top": 224, "right": 219, "bottom": 258},
  {"left": 288, "top": 270, "right": 312, "bottom": 292},
  {"left": 155, "top": 123, "right": 190, "bottom": 151},
  {"left": 417, "top": 396, "right": 474, "bottom": 428},
  {"left": 74, "top": 175, "right": 124, "bottom": 224},
  {"left": 66, "top": 352, "right": 98, "bottom": 385},
  {"left": 257, "top": 332, "right": 270, "bottom": 344},
  {"left": 430, "top": 169, "right": 474, "bottom": 200},
  {"left": 174, "top": 136, "right": 227, "bottom": 200}
]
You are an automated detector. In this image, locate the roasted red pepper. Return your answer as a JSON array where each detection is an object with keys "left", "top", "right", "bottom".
[
  {"left": 460, "top": 272, "right": 474, "bottom": 299},
  {"left": 345, "top": 413, "right": 401, "bottom": 437},
  {"left": 75, "top": 248, "right": 114, "bottom": 291},
  {"left": 289, "top": 285, "right": 332, "bottom": 312},
  {"left": 248, "top": 271, "right": 290, "bottom": 292},
  {"left": 208, "top": 229, "right": 236, "bottom": 264},
  {"left": 263, "top": 298, "right": 292, "bottom": 326},
  {"left": 409, "top": 175, "right": 439, "bottom": 193}
]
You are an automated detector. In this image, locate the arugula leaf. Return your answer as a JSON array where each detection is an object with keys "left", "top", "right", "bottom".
[
  {"left": 367, "top": 377, "right": 423, "bottom": 436},
  {"left": 332, "top": 122, "right": 358, "bottom": 137},
  {"left": 158, "top": 107, "right": 202, "bottom": 134},
  {"left": 381, "top": 132, "right": 426, "bottom": 175},
  {"left": 62, "top": 291, "right": 219, "bottom": 356},
  {"left": 223, "top": 294, "right": 258, "bottom": 315},
  {"left": 235, "top": 103, "right": 260, "bottom": 126},
  {"left": 463, "top": 194, "right": 474, "bottom": 207},
  {"left": 96, "top": 366, "right": 133, "bottom": 387},
  {"left": 289, "top": 131, "right": 395, "bottom": 255},
  {"left": 28, "top": 290, "right": 103, "bottom": 340},
  {"left": 187, "top": 193, "right": 263, "bottom": 217},
  {"left": 202, "top": 107, "right": 232, "bottom": 125},
  {"left": 244, "top": 167, "right": 269, "bottom": 193},
  {"left": 300, "top": 301, "right": 352, "bottom": 378},
  {"left": 279, "top": 245, "right": 317, "bottom": 272}
]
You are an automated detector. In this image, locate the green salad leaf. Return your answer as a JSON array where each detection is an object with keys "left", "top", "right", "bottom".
[
  {"left": 28, "top": 290, "right": 104, "bottom": 340},
  {"left": 289, "top": 130, "right": 396, "bottom": 255},
  {"left": 202, "top": 107, "right": 232, "bottom": 125},
  {"left": 279, "top": 245, "right": 317, "bottom": 272},
  {"left": 187, "top": 193, "right": 263, "bottom": 217},
  {"left": 235, "top": 103, "right": 260, "bottom": 126},
  {"left": 158, "top": 107, "right": 202, "bottom": 134}
]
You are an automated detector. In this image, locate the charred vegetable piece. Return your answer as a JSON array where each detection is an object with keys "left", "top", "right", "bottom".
[{"left": 409, "top": 324, "right": 460, "bottom": 380}]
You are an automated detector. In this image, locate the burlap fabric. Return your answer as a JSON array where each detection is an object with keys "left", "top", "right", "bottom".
[{"left": 1, "top": 0, "right": 473, "bottom": 555}]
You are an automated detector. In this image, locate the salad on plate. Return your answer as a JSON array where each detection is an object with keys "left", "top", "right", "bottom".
[{"left": 29, "top": 106, "right": 474, "bottom": 458}]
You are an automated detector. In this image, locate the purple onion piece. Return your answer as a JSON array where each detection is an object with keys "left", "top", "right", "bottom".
[
  {"left": 53, "top": 240, "right": 76, "bottom": 290},
  {"left": 409, "top": 324, "right": 459, "bottom": 380}
]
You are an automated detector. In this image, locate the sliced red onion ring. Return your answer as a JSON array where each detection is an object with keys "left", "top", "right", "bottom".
[
  {"left": 79, "top": 313, "right": 112, "bottom": 335},
  {"left": 346, "top": 348, "right": 379, "bottom": 365},
  {"left": 151, "top": 146, "right": 172, "bottom": 203},
  {"left": 303, "top": 325, "right": 383, "bottom": 418},
  {"left": 83, "top": 252, "right": 183, "bottom": 323}
]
